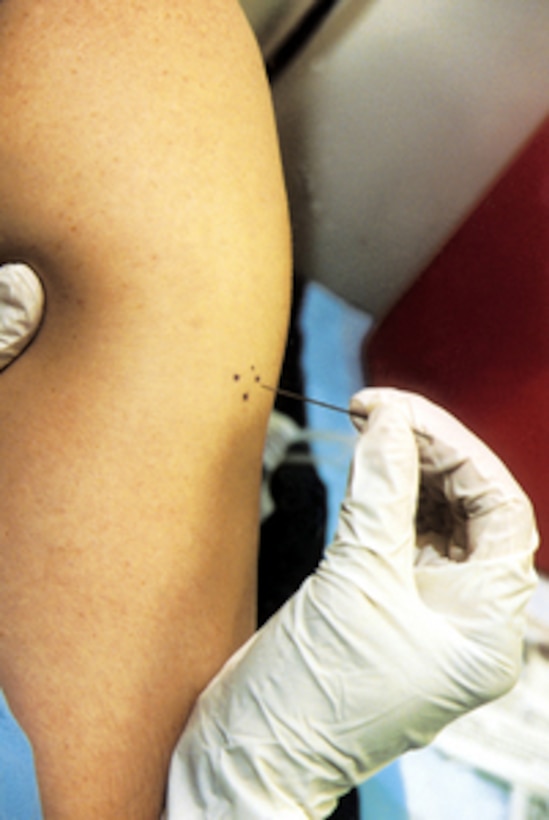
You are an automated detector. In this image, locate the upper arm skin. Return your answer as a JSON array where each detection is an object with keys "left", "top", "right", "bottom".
[{"left": 0, "top": 2, "right": 291, "bottom": 817}]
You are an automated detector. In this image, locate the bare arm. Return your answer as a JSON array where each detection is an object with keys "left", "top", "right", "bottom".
[{"left": 0, "top": 1, "right": 291, "bottom": 817}]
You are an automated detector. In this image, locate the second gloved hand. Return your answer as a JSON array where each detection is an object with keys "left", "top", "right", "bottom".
[
  {"left": 167, "top": 389, "right": 538, "bottom": 819},
  {"left": 0, "top": 263, "right": 44, "bottom": 371}
]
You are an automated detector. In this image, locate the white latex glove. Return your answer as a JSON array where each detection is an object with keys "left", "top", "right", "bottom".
[
  {"left": 0, "top": 263, "right": 45, "bottom": 371},
  {"left": 166, "top": 388, "right": 538, "bottom": 819}
]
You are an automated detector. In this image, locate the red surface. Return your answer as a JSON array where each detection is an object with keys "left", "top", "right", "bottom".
[{"left": 365, "top": 117, "right": 549, "bottom": 572}]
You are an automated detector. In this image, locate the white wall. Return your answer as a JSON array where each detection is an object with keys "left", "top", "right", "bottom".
[{"left": 258, "top": 0, "right": 549, "bottom": 316}]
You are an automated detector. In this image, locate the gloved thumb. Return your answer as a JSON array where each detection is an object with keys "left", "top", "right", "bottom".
[
  {"left": 0, "top": 263, "right": 44, "bottom": 371},
  {"left": 329, "top": 399, "right": 419, "bottom": 584}
]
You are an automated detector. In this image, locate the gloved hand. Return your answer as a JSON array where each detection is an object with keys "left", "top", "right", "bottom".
[
  {"left": 166, "top": 388, "right": 538, "bottom": 819},
  {"left": 0, "top": 263, "right": 44, "bottom": 371}
]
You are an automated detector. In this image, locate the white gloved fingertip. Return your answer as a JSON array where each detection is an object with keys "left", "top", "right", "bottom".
[
  {"left": 349, "top": 387, "right": 412, "bottom": 432},
  {"left": 0, "top": 263, "right": 45, "bottom": 371}
]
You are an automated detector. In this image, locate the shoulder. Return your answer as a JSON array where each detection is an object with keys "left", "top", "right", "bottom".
[{"left": 0, "top": 0, "right": 278, "bottom": 292}]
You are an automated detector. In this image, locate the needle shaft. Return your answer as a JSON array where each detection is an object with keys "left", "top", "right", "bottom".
[{"left": 261, "top": 384, "right": 368, "bottom": 420}]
